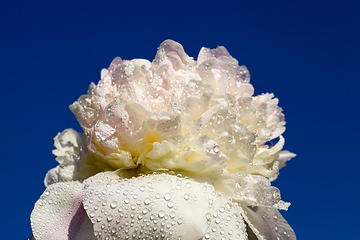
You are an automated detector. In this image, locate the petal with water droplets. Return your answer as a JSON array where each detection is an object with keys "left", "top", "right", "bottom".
[
  {"left": 82, "top": 172, "right": 247, "bottom": 240},
  {"left": 241, "top": 206, "right": 296, "bottom": 240},
  {"left": 30, "top": 181, "right": 96, "bottom": 240}
]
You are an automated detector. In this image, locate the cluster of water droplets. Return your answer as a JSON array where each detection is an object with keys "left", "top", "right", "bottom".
[
  {"left": 31, "top": 182, "right": 91, "bottom": 240},
  {"left": 81, "top": 173, "right": 248, "bottom": 240}
]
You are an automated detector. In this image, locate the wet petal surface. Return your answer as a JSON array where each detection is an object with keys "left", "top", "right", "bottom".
[{"left": 31, "top": 182, "right": 96, "bottom": 240}]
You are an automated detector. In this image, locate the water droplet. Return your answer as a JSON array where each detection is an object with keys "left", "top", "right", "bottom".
[
  {"left": 110, "top": 201, "right": 117, "bottom": 209},
  {"left": 184, "top": 194, "right": 189, "bottom": 200},
  {"left": 167, "top": 202, "right": 174, "bottom": 208},
  {"left": 144, "top": 198, "right": 151, "bottom": 205},
  {"left": 164, "top": 193, "right": 172, "bottom": 201},
  {"left": 158, "top": 211, "right": 165, "bottom": 218},
  {"left": 169, "top": 211, "right": 176, "bottom": 219},
  {"left": 213, "top": 145, "right": 220, "bottom": 153}
]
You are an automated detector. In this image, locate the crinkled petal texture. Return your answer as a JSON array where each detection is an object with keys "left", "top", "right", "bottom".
[
  {"left": 65, "top": 39, "right": 294, "bottom": 183},
  {"left": 44, "top": 129, "right": 100, "bottom": 187}
]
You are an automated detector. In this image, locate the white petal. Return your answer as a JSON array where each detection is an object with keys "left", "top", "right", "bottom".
[
  {"left": 82, "top": 172, "right": 247, "bottom": 240},
  {"left": 44, "top": 166, "right": 60, "bottom": 187},
  {"left": 277, "top": 150, "right": 296, "bottom": 169},
  {"left": 241, "top": 206, "right": 296, "bottom": 240},
  {"left": 53, "top": 129, "right": 83, "bottom": 158},
  {"left": 31, "top": 182, "right": 96, "bottom": 240},
  {"left": 201, "top": 201, "right": 247, "bottom": 239},
  {"left": 44, "top": 165, "right": 76, "bottom": 186}
]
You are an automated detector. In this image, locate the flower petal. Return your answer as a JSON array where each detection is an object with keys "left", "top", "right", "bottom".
[
  {"left": 276, "top": 150, "right": 296, "bottom": 169},
  {"left": 241, "top": 206, "right": 296, "bottom": 240},
  {"left": 44, "top": 166, "right": 60, "bottom": 187},
  {"left": 201, "top": 201, "right": 247, "bottom": 239},
  {"left": 31, "top": 182, "right": 96, "bottom": 240},
  {"left": 82, "top": 172, "right": 247, "bottom": 240}
]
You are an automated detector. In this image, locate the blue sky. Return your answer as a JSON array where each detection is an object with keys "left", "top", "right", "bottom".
[{"left": 1, "top": 0, "right": 359, "bottom": 239}]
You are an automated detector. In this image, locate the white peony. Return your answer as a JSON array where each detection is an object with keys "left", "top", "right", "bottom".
[{"left": 31, "top": 40, "right": 296, "bottom": 240}]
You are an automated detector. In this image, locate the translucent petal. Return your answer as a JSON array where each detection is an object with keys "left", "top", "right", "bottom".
[
  {"left": 31, "top": 182, "right": 96, "bottom": 240},
  {"left": 276, "top": 150, "right": 296, "bottom": 169},
  {"left": 201, "top": 201, "right": 247, "bottom": 239},
  {"left": 52, "top": 129, "right": 85, "bottom": 165},
  {"left": 44, "top": 166, "right": 60, "bottom": 187},
  {"left": 241, "top": 206, "right": 296, "bottom": 240},
  {"left": 231, "top": 173, "right": 283, "bottom": 208}
]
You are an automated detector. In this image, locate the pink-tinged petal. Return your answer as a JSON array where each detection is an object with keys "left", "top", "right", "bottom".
[
  {"left": 241, "top": 206, "right": 296, "bottom": 240},
  {"left": 108, "top": 57, "right": 123, "bottom": 76},
  {"left": 252, "top": 93, "right": 286, "bottom": 140},
  {"left": 82, "top": 172, "right": 247, "bottom": 240},
  {"left": 197, "top": 46, "right": 251, "bottom": 90},
  {"left": 31, "top": 182, "right": 96, "bottom": 240},
  {"left": 154, "top": 40, "right": 192, "bottom": 71},
  {"left": 277, "top": 150, "right": 296, "bottom": 169},
  {"left": 44, "top": 166, "right": 60, "bottom": 187},
  {"left": 69, "top": 95, "right": 97, "bottom": 130},
  {"left": 128, "top": 58, "right": 151, "bottom": 70},
  {"left": 197, "top": 46, "right": 231, "bottom": 65}
]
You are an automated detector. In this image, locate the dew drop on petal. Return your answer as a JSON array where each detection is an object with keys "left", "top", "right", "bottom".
[
  {"left": 177, "top": 218, "right": 183, "bottom": 225},
  {"left": 110, "top": 201, "right": 117, "bottom": 209},
  {"left": 158, "top": 210, "right": 165, "bottom": 218},
  {"left": 164, "top": 193, "right": 172, "bottom": 201},
  {"left": 213, "top": 145, "right": 220, "bottom": 153},
  {"left": 107, "top": 214, "right": 113, "bottom": 222},
  {"left": 144, "top": 198, "right": 151, "bottom": 205}
]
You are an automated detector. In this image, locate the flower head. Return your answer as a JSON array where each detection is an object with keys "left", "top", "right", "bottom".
[{"left": 31, "top": 40, "right": 296, "bottom": 240}]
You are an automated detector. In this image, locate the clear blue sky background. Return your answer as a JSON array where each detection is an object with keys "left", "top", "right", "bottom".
[{"left": 1, "top": 0, "right": 359, "bottom": 239}]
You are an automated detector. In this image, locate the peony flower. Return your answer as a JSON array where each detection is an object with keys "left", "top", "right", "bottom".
[{"left": 30, "top": 40, "right": 296, "bottom": 240}]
